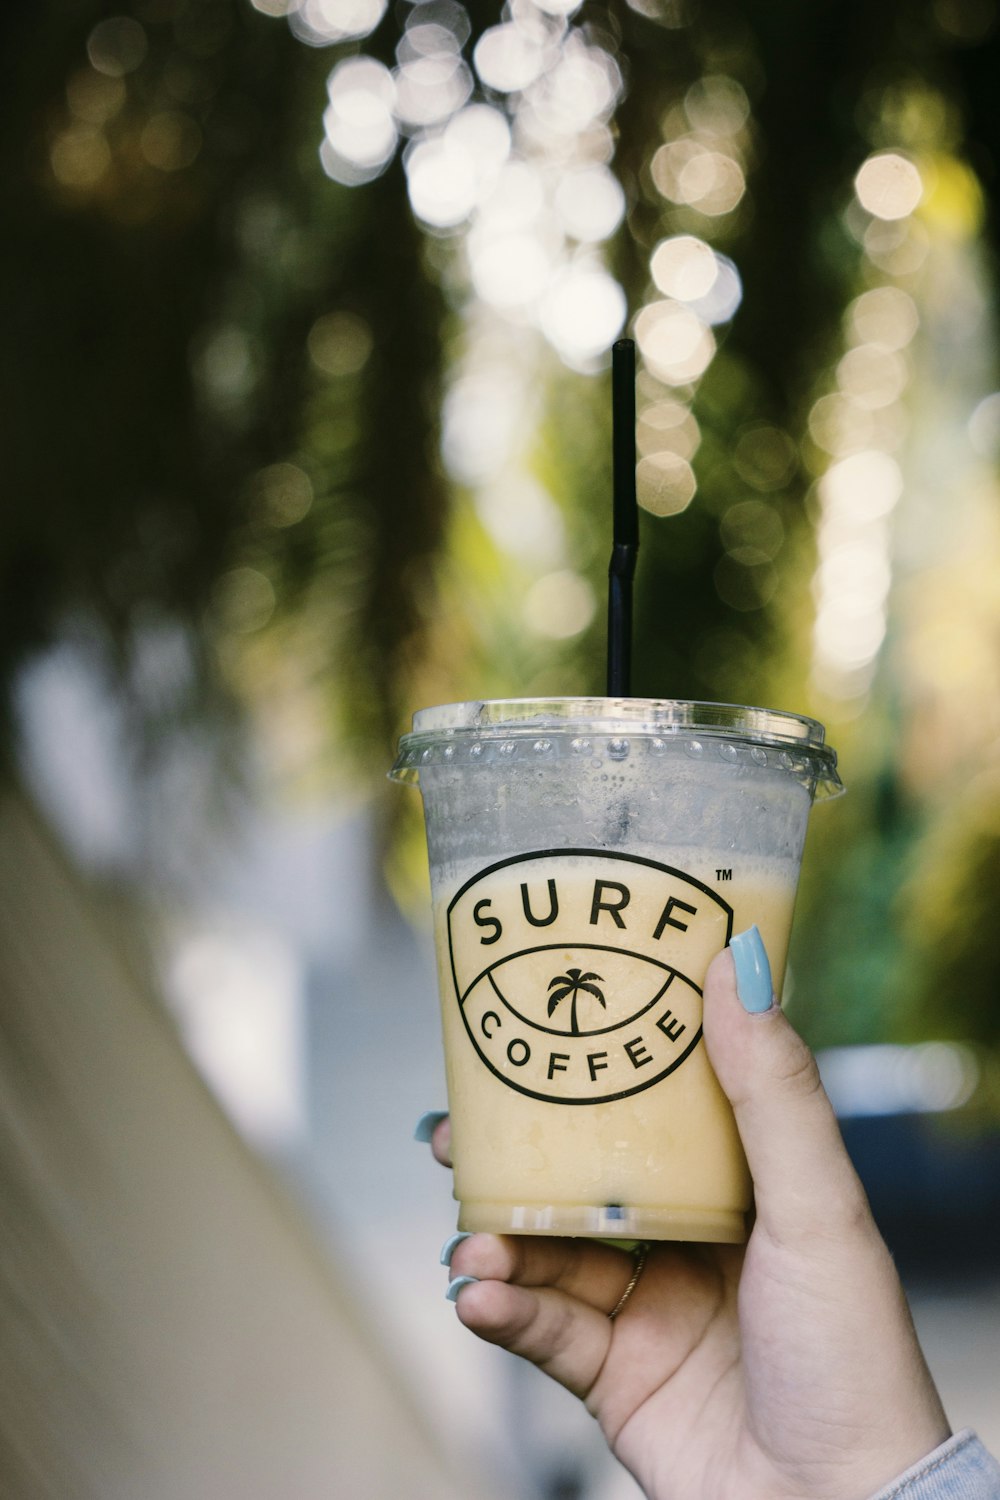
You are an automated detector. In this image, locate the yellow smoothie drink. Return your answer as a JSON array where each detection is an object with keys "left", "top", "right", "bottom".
[
  {"left": 434, "top": 855, "right": 794, "bottom": 1241},
  {"left": 392, "top": 698, "right": 841, "bottom": 1243}
]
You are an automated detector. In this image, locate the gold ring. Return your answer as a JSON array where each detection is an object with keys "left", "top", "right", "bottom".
[{"left": 608, "top": 1245, "right": 649, "bottom": 1321}]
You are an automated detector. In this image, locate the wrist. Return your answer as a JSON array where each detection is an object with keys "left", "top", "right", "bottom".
[{"left": 866, "top": 1430, "right": 1000, "bottom": 1499}]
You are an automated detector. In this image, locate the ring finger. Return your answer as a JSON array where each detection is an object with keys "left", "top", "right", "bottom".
[{"left": 449, "top": 1233, "right": 649, "bottom": 1317}]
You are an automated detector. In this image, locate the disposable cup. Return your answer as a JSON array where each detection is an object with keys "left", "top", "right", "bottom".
[{"left": 391, "top": 697, "right": 842, "bottom": 1243}]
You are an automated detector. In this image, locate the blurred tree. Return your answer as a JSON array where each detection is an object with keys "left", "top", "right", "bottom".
[
  {"left": 899, "top": 770, "right": 1000, "bottom": 1047},
  {"left": 0, "top": 0, "right": 448, "bottom": 766},
  {"left": 2, "top": 0, "right": 1000, "bottom": 1056}
]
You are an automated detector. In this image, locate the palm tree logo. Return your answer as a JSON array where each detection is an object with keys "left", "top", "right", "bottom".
[{"left": 547, "top": 968, "right": 607, "bottom": 1035}]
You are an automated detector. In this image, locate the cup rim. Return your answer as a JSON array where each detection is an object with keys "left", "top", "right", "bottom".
[
  {"left": 409, "top": 696, "right": 828, "bottom": 744},
  {"left": 391, "top": 696, "right": 843, "bottom": 797}
]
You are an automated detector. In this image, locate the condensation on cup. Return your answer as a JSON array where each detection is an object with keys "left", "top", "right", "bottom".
[{"left": 391, "top": 698, "right": 843, "bottom": 1244}]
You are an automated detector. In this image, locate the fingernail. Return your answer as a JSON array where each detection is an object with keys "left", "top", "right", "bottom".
[
  {"left": 440, "top": 1232, "right": 472, "bottom": 1267},
  {"left": 730, "top": 926, "right": 774, "bottom": 1013},
  {"left": 414, "top": 1110, "right": 447, "bottom": 1142},
  {"left": 445, "top": 1275, "right": 479, "bottom": 1302}
]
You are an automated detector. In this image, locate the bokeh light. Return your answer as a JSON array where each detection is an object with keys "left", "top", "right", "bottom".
[
  {"left": 647, "top": 241, "right": 742, "bottom": 326},
  {"left": 87, "top": 16, "right": 148, "bottom": 76},
  {"left": 855, "top": 151, "right": 924, "bottom": 220},
  {"left": 473, "top": 21, "right": 552, "bottom": 92},
  {"left": 321, "top": 57, "right": 397, "bottom": 186},
  {"left": 650, "top": 234, "right": 718, "bottom": 301},
  {"left": 301, "top": 0, "right": 629, "bottom": 371},
  {"left": 291, "top": 0, "right": 388, "bottom": 46},
  {"left": 441, "top": 367, "right": 528, "bottom": 484},
  {"left": 635, "top": 300, "right": 716, "bottom": 385},
  {"left": 732, "top": 424, "right": 796, "bottom": 490},
  {"left": 446, "top": 104, "right": 511, "bottom": 182},
  {"left": 405, "top": 105, "right": 518, "bottom": 230},
  {"left": 406, "top": 136, "right": 480, "bottom": 228},
  {"left": 863, "top": 216, "right": 930, "bottom": 276},
  {"left": 820, "top": 449, "right": 904, "bottom": 522},
  {"left": 193, "top": 326, "right": 258, "bottom": 411},
  {"left": 540, "top": 264, "right": 626, "bottom": 368},
  {"left": 637, "top": 398, "right": 700, "bottom": 460},
  {"left": 836, "top": 344, "right": 909, "bottom": 410},
  {"left": 213, "top": 567, "right": 277, "bottom": 635},
  {"left": 140, "top": 112, "right": 202, "bottom": 171},
  {"left": 683, "top": 74, "right": 750, "bottom": 136},
  {"left": 553, "top": 166, "right": 625, "bottom": 242},
  {"left": 394, "top": 53, "right": 472, "bottom": 129},
  {"left": 249, "top": 464, "right": 315, "bottom": 528},
  {"left": 652, "top": 140, "right": 746, "bottom": 216},
  {"left": 819, "top": 1042, "right": 979, "bottom": 1117},
  {"left": 522, "top": 569, "right": 596, "bottom": 637},
  {"left": 307, "top": 311, "right": 374, "bottom": 376},
  {"left": 50, "top": 128, "right": 112, "bottom": 189},
  {"left": 720, "top": 500, "right": 784, "bottom": 560},
  {"left": 636, "top": 451, "right": 697, "bottom": 515},
  {"left": 811, "top": 450, "right": 903, "bottom": 695},
  {"left": 469, "top": 227, "right": 554, "bottom": 306},
  {"left": 67, "top": 69, "right": 126, "bottom": 125},
  {"left": 475, "top": 160, "right": 544, "bottom": 233},
  {"left": 847, "top": 286, "right": 919, "bottom": 349},
  {"left": 636, "top": 65, "right": 750, "bottom": 417},
  {"left": 474, "top": 477, "right": 565, "bottom": 565}
]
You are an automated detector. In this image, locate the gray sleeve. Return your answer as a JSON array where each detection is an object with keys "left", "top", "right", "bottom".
[{"left": 868, "top": 1432, "right": 1000, "bottom": 1500}]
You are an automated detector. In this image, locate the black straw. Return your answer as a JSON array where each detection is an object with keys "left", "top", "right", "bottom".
[{"left": 607, "top": 338, "right": 638, "bottom": 697}]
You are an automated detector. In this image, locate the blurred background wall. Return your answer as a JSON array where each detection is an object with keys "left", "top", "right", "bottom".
[
  {"left": 2, "top": 0, "right": 999, "bottom": 1495},
  {"left": 0, "top": 791, "right": 500, "bottom": 1500}
]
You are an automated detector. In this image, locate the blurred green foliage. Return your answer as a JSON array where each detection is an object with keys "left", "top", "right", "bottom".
[
  {"left": 900, "top": 772, "right": 1000, "bottom": 1046},
  {"left": 2, "top": 0, "right": 1000, "bottom": 1058}
]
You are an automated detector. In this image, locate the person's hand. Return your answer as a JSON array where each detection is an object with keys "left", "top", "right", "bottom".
[{"left": 425, "top": 931, "right": 950, "bottom": 1500}]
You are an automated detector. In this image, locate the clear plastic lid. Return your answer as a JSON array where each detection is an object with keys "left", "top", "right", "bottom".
[{"left": 391, "top": 697, "right": 843, "bottom": 798}]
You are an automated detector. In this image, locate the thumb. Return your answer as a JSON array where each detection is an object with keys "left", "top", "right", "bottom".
[{"left": 703, "top": 928, "right": 872, "bottom": 1246}]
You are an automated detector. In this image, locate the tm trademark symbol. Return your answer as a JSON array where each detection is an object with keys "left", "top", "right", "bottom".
[{"left": 716, "top": 868, "right": 733, "bottom": 881}]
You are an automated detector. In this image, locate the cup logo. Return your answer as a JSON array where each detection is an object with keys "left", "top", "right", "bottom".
[{"left": 446, "top": 850, "right": 733, "bottom": 1105}]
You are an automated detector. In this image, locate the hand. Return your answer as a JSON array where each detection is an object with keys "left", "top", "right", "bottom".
[{"left": 427, "top": 937, "right": 950, "bottom": 1500}]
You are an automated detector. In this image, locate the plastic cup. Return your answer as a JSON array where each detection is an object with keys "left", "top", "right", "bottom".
[{"left": 391, "top": 698, "right": 842, "bottom": 1243}]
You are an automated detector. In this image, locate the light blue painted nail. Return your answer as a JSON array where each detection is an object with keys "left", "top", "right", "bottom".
[
  {"left": 414, "top": 1110, "right": 447, "bottom": 1142},
  {"left": 440, "top": 1232, "right": 472, "bottom": 1267},
  {"left": 730, "top": 925, "right": 774, "bottom": 1013},
  {"left": 445, "top": 1275, "right": 479, "bottom": 1302}
]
